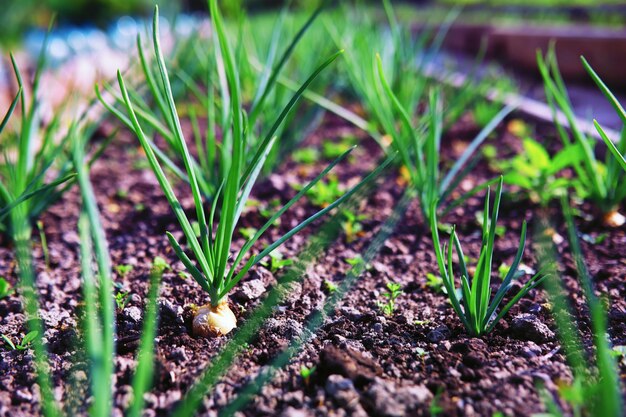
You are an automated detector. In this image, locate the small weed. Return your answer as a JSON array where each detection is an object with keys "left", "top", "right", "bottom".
[
  {"left": 300, "top": 175, "right": 343, "bottom": 208},
  {"left": 321, "top": 136, "right": 356, "bottom": 159},
  {"left": 300, "top": 365, "right": 316, "bottom": 386},
  {"left": 0, "top": 277, "right": 12, "bottom": 299},
  {"left": 114, "top": 264, "right": 134, "bottom": 277},
  {"left": 260, "top": 250, "right": 293, "bottom": 273},
  {"left": 239, "top": 227, "right": 258, "bottom": 241},
  {"left": 292, "top": 147, "right": 320, "bottom": 164},
  {"left": 324, "top": 280, "right": 338, "bottom": 293},
  {"left": 425, "top": 272, "right": 444, "bottom": 293},
  {"left": 341, "top": 209, "right": 367, "bottom": 243},
  {"left": 115, "top": 291, "right": 131, "bottom": 310},
  {"left": 152, "top": 256, "right": 171, "bottom": 272},
  {"left": 2, "top": 331, "right": 38, "bottom": 351},
  {"left": 377, "top": 282, "right": 403, "bottom": 316}
]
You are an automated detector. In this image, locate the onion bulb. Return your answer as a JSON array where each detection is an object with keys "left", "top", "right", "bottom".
[
  {"left": 603, "top": 210, "right": 625, "bottom": 228},
  {"left": 192, "top": 300, "right": 237, "bottom": 337}
]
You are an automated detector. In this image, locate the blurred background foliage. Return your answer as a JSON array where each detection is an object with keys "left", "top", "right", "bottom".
[{"left": 0, "top": 0, "right": 624, "bottom": 47}]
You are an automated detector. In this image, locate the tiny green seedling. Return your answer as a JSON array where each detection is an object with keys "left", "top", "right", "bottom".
[
  {"left": 324, "top": 280, "right": 338, "bottom": 293},
  {"left": 341, "top": 209, "right": 366, "bottom": 243},
  {"left": 345, "top": 255, "right": 370, "bottom": 270},
  {"left": 114, "top": 264, "right": 134, "bottom": 277},
  {"left": 2, "top": 331, "right": 38, "bottom": 351},
  {"left": 377, "top": 282, "right": 403, "bottom": 316},
  {"left": 302, "top": 175, "right": 344, "bottom": 208},
  {"left": 292, "top": 147, "right": 320, "bottom": 164},
  {"left": 0, "top": 277, "right": 12, "bottom": 299},
  {"left": 300, "top": 365, "right": 316, "bottom": 386},
  {"left": 322, "top": 136, "right": 357, "bottom": 159},
  {"left": 425, "top": 272, "right": 445, "bottom": 294},
  {"left": 260, "top": 250, "right": 293, "bottom": 273},
  {"left": 239, "top": 227, "right": 258, "bottom": 241},
  {"left": 472, "top": 100, "right": 503, "bottom": 129},
  {"left": 115, "top": 291, "right": 131, "bottom": 310},
  {"left": 152, "top": 256, "right": 171, "bottom": 272}
]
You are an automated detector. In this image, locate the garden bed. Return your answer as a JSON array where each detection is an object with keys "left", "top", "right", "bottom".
[{"left": 1, "top": 104, "right": 624, "bottom": 416}]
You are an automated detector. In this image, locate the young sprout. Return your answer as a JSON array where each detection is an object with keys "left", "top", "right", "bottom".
[
  {"left": 1, "top": 331, "right": 38, "bottom": 351},
  {"left": 260, "top": 250, "right": 293, "bottom": 273},
  {"left": 300, "top": 365, "right": 316, "bottom": 386},
  {"left": 0, "top": 277, "right": 12, "bottom": 299},
  {"left": 324, "top": 280, "right": 338, "bottom": 293},
  {"left": 430, "top": 177, "right": 546, "bottom": 336},
  {"left": 114, "top": 264, "right": 134, "bottom": 277},
  {"left": 377, "top": 282, "right": 403, "bottom": 316},
  {"left": 106, "top": 3, "right": 389, "bottom": 337}
]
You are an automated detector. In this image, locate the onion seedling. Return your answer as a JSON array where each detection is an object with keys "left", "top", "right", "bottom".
[
  {"left": 537, "top": 49, "right": 626, "bottom": 226},
  {"left": 108, "top": 2, "right": 389, "bottom": 337},
  {"left": 430, "top": 177, "right": 546, "bottom": 336}
]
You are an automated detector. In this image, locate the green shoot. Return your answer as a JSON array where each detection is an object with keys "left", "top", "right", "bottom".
[
  {"left": 152, "top": 256, "right": 171, "bottom": 272},
  {"left": 425, "top": 272, "right": 445, "bottom": 294},
  {"left": 292, "top": 147, "right": 320, "bottom": 164},
  {"left": 1, "top": 331, "right": 38, "bottom": 351},
  {"left": 377, "top": 282, "right": 403, "bottom": 316},
  {"left": 324, "top": 280, "right": 338, "bottom": 293},
  {"left": 260, "top": 250, "right": 293, "bottom": 273},
  {"left": 341, "top": 209, "right": 366, "bottom": 243},
  {"left": 430, "top": 177, "right": 546, "bottom": 336},
  {"left": 322, "top": 136, "right": 357, "bottom": 159},
  {"left": 302, "top": 175, "right": 344, "bottom": 208},
  {"left": 115, "top": 290, "right": 131, "bottom": 311},
  {"left": 300, "top": 365, "right": 316, "bottom": 386},
  {"left": 114, "top": 264, "right": 134, "bottom": 277},
  {"left": 0, "top": 277, "right": 12, "bottom": 299},
  {"left": 580, "top": 57, "right": 626, "bottom": 173}
]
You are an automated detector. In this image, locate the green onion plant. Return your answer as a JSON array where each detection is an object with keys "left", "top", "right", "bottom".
[
  {"left": 430, "top": 177, "right": 546, "bottom": 336},
  {"left": 105, "top": 1, "right": 390, "bottom": 336}
]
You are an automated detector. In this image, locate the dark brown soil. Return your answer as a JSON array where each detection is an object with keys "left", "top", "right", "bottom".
[{"left": 0, "top": 110, "right": 625, "bottom": 417}]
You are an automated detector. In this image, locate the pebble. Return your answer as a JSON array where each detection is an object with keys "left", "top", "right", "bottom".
[
  {"left": 325, "top": 375, "right": 359, "bottom": 407},
  {"left": 366, "top": 377, "right": 432, "bottom": 417},
  {"left": 510, "top": 313, "right": 555, "bottom": 343},
  {"left": 122, "top": 306, "right": 142, "bottom": 323}
]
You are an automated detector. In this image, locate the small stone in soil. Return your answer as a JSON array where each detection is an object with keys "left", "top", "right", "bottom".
[
  {"left": 325, "top": 374, "right": 359, "bottom": 407},
  {"left": 426, "top": 325, "right": 450, "bottom": 343},
  {"left": 510, "top": 313, "right": 555, "bottom": 343},
  {"left": 365, "top": 377, "right": 432, "bottom": 417}
]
